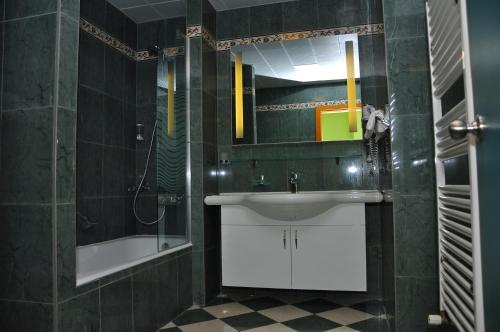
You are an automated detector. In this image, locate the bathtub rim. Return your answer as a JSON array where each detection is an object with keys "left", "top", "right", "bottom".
[{"left": 76, "top": 236, "right": 192, "bottom": 287}]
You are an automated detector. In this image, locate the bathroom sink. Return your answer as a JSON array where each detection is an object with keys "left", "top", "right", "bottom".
[{"left": 204, "top": 190, "right": 383, "bottom": 220}]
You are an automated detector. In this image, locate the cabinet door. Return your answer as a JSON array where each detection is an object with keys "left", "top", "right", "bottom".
[
  {"left": 291, "top": 226, "right": 366, "bottom": 291},
  {"left": 222, "top": 225, "right": 291, "bottom": 289}
]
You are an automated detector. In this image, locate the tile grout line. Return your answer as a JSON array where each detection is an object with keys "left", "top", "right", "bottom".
[{"left": 52, "top": 0, "right": 63, "bottom": 330}]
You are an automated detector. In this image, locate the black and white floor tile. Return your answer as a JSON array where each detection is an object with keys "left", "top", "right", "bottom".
[{"left": 159, "top": 293, "right": 390, "bottom": 332}]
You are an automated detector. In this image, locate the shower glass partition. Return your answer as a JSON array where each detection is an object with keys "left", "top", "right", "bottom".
[
  {"left": 75, "top": 2, "right": 189, "bottom": 284},
  {"left": 155, "top": 53, "right": 189, "bottom": 251}
]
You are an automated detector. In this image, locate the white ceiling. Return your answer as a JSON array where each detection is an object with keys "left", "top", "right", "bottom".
[
  {"left": 108, "top": 0, "right": 296, "bottom": 23},
  {"left": 231, "top": 34, "right": 361, "bottom": 87}
]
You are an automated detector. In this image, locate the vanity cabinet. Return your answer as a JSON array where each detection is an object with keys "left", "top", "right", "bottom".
[
  {"left": 220, "top": 203, "right": 367, "bottom": 291},
  {"left": 291, "top": 226, "right": 366, "bottom": 291},
  {"left": 221, "top": 225, "right": 292, "bottom": 289}
]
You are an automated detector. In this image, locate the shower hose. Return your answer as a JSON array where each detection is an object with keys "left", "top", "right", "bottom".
[{"left": 133, "top": 120, "right": 166, "bottom": 225}]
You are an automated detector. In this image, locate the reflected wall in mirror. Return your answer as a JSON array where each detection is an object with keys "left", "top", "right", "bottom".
[{"left": 231, "top": 34, "right": 362, "bottom": 145}]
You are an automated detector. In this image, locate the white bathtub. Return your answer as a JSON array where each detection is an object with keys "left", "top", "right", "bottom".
[{"left": 77, "top": 235, "right": 191, "bottom": 286}]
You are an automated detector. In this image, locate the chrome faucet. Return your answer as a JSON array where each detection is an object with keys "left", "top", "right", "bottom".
[{"left": 289, "top": 172, "right": 299, "bottom": 193}]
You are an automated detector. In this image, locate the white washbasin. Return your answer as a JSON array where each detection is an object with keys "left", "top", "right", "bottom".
[{"left": 205, "top": 190, "right": 383, "bottom": 220}]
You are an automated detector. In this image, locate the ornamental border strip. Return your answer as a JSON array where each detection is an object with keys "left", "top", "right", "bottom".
[
  {"left": 217, "top": 23, "right": 384, "bottom": 51},
  {"left": 256, "top": 99, "right": 362, "bottom": 112},
  {"left": 80, "top": 18, "right": 185, "bottom": 62}
]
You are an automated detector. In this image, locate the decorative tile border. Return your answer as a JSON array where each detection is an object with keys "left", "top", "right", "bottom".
[
  {"left": 80, "top": 18, "right": 185, "bottom": 62},
  {"left": 81, "top": 19, "right": 383, "bottom": 60},
  {"left": 217, "top": 23, "right": 384, "bottom": 51},
  {"left": 187, "top": 24, "right": 217, "bottom": 50},
  {"left": 186, "top": 25, "right": 202, "bottom": 38},
  {"left": 256, "top": 99, "right": 361, "bottom": 112},
  {"left": 202, "top": 28, "right": 218, "bottom": 50},
  {"left": 136, "top": 46, "right": 185, "bottom": 61},
  {"left": 80, "top": 18, "right": 136, "bottom": 59}
]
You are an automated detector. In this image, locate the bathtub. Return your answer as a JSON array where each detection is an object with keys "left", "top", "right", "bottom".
[{"left": 77, "top": 235, "right": 191, "bottom": 286}]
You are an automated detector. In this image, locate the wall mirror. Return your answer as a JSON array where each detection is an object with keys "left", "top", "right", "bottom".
[{"left": 231, "top": 34, "right": 362, "bottom": 145}]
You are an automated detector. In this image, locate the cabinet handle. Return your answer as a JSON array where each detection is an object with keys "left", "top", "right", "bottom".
[
  {"left": 295, "top": 230, "right": 298, "bottom": 249},
  {"left": 283, "top": 229, "right": 287, "bottom": 249}
]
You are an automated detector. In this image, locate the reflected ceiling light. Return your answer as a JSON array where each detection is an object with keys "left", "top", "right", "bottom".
[
  {"left": 294, "top": 64, "right": 335, "bottom": 82},
  {"left": 348, "top": 166, "right": 359, "bottom": 174},
  {"left": 167, "top": 61, "right": 175, "bottom": 137},
  {"left": 235, "top": 52, "right": 244, "bottom": 139}
]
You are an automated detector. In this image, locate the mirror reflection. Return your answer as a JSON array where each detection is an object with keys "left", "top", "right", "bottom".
[{"left": 231, "top": 34, "right": 362, "bottom": 145}]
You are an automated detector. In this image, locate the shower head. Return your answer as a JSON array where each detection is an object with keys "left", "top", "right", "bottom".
[{"left": 148, "top": 45, "right": 161, "bottom": 57}]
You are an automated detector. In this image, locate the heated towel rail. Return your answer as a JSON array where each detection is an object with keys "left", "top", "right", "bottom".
[{"left": 426, "top": 0, "right": 484, "bottom": 331}]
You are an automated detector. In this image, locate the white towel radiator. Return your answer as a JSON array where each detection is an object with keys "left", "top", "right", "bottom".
[{"left": 426, "top": 0, "right": 484, "bottom": 331}]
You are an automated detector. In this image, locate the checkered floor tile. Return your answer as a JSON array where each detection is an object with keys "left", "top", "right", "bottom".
[{"left": 159, "top": 293, "right": 390, "bottom": 332}]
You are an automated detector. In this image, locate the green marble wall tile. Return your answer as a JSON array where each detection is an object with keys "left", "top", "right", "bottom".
[
  {"left": 191, "top": 249, "right": 205, "bottom": 304},
  {"left": 132, "top": 266, "right": 157, "bottom": 331},
  {"left": 137, "top": 19, "right": 165, "bottom": 51},
  {"left": 395, "top": 276, "right": 439, "bottom": 332},
  {"left": 386, "top": 38, "right": 431, "bottom": 117},
  {"left": 58, "top": 204, "right": 100, "bottom": 302},
  {"left": 283, "top": 0, "right": 319, "bottom": 33},
  {"left": 217, "top": 95, "right": 232, "bottom": 146},
  {"left": 4, "top": 0, "right": 56, "bottom": 20},
  {"left": 187, "top": 0, "right": 202, "bottom": 26},
  {"left": 204, "top": 246, "right": 221, "bottom": 301},
  {"left": 387, "top": 70, "right": 431, "bottom": 117},
  {"left": 78, "top": 31, "right": 105, "bottom": 91},
  {"left": 166, "top": 17, "right": 186, "bottom": 47},
  {"left": 391, "top": 115, "right": 435, "bottom": 196},
  {"left": 366, "top": 0, "right": 384, "bottom": 24},
  {"left": 383, "top": 0, "right": 426, "bottom": 22},
  {"left": 58, "top": 15, "right": 79, "bottom": 110},
  {"left": 249, "top": 3, "right": 283, "bottom": 36},
  {"left": 390, "top": 114, "right": 434, "bottom": 159},
  {"left": 190, "top": 209, "right": 204, "bottom": 252},
  {"left": 252, "top": 160, "right": 287, "bottom": 192},
  {"left": 287, "top": 159, "right": 325, "bottom": 191},
  {"left": 385, "top": 36, "right": 429, "bottom": 75},
  {"left": 393, "top": 194, "right": 437, "bottom": 277},
  {"left": 178, "top": 251, "right": 193, "bottom": 309},
  {"left": 190, "top": 74, "right": 203, "bottom": 146},
  {"left": 136, "top": 60, "right": 157, "bottom": 107},
  {"left": 2, "top": 14, "right": 56, "bottom": 110},
  {"left": 157, "top": 258, "right": 181, "bottom": 328},
  {"left": 385, "top": 13, "right": 427, "bottom": 39},
  {"left": 0, "top": 205, "right": 53, "bottom": 302},
  {"left": 216, "top": 7, "right": 250, "bottom": 40},
  {"left": 58, "top": 203, "right": 90, "bottom": 302},
  {"left": 0, "top": 108, "right": 53, "bottom": 204},
  {"left": 202, "top": 0, "right": 217, "bottom": 37},
  {"left": 61, "top": 0, "right": 80, "bottom": 21},
  {"left": 383, "top": 0, "right": 437, "bottom": 329},
  {"left": 80, "top": 0, "right": 105, "bottom": 29},
  {"left": 203, "top": 91, "right": 218, "bottom": 145},
  {"left": 100, "top": 278, "right": 133, "bottom": 332},
  {"left": 203, "top": 143, "right": 219, "bottom": 195},
  {"left": 57, "top": 108, "right": 76, "bottom": 203},
  {"left": 190, "top": 141, "right": 204, "bottom": 196},
  {"left": 317, "top": 0, "right": 342, "bottom": 29},
  {"left": 0, "top": 300, "right": 53, "bottom": 332},
  {"left": 190, "top": 37, "right": 202, "bottom": 89}
]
